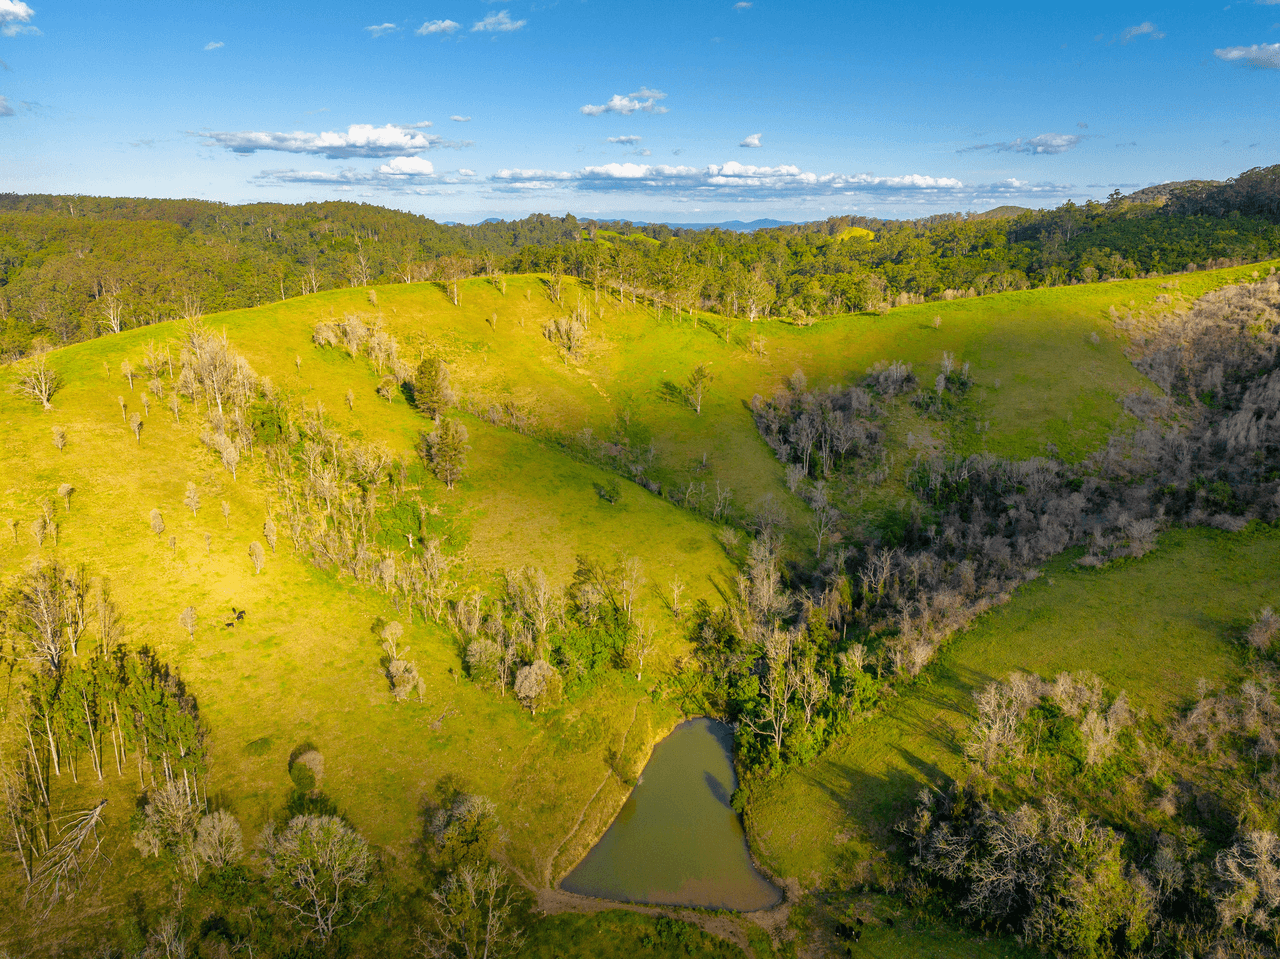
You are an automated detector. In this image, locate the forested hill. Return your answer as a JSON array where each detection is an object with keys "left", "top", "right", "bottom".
[{"left": 1, "top": 161, "right": 1278, "bottom": 359}]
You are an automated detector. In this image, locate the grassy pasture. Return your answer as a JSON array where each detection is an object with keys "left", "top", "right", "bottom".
[
  {"left": 0, "top": 300, "right": 737, "bottom": 949},
  {"left": 1, "top": 259, "right": 1276, "bottom": 953},
  {"left": 747, "top": 525, "right": 1280, "bottom": 884}
]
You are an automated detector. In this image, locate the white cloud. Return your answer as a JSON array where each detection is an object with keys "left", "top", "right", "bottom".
[
  {"left": 740, "top": 132, "right": 762, "bottom": 148},
  {"left": 450, "top": 115, "right": 471, "bottom": 122},
  {"left": 417, "top": 19, "right": 460, "bottom": 34},
  {"left": 1214, "top": 42, "right": 1280, "bottom": 68},
  {"left": 959, "top": 133, "right": 1091, "bottom": 155},
  {"left": 204, "top": 40, "right": 224, "bottom": 50},
  {"left": 199, "top": 122, "right": 454, "bottom": 159},
  {"left": 486, "top": 160, "right": 1080, "bottom": 207},
  {"left": 1121, "top": 21, "right": 1164, "bottom": 43},
  {"left": 608, "top": 135, "right": 642, "bottom": 144},
  {"left": 378, "top": 156, "right": 434, "bottom": 176},
  {"left": 473, "top": 10, "right": 525, "bottom": 32},
  {"left": 734, "top": 2, "right": 752, "bottom": 8},
  {"left": 254, "top": 161, "right": 449, "bottom": 193},
  {"left": 0, "top": 0, "right": 37, "bottom": 36},
  {"left": 458, "top": 169, "right": 475, "bottom": 176},
  {"left": 365, "top": 23, "right": 398, "bottom": 37},
  {"left": 581, "top": 88, "right": 668, "bottom": 116},
  {"left": 0, "top": 95, "right": 14, "bottom": 117}
]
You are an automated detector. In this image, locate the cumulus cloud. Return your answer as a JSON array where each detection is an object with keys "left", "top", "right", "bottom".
[
  {"left": 473, "top": 10, "right": 525, "bottom": 32},
  {"left": 1121, "top": 22, "right": 1164, "bottom": 43},
  {"left": 581, "top": 87, "right": 668, "bottom": 116},
  {"left": 204, "top": 40, "right": 224, "bottom": 50},
  {"left": 959, "top": 133, "right": 1090, "bottom": 155},
  {"left": 0, "top": 95, "right": 14, "bottom": 117},
  {"left": 417, "top": 19, "right": 460, "bottom": 34},
  {"left": 365, "top": 23, "right": 398, "bottom": 37},
  {"left": 458, "top": 169, "right": 475, "bottom": 176},
  {"left": 740, "top": 133, "right": 762, "bottom": 148},
  {"left": 450, "top": 115, "right": 471, "bottom": 122},
  {"left": 0, "top": 0, "right": 37, "bottom": 36},
  {"left": 198, "top": 122, "right": 455, "bottom": 159},
  {"left": 1214, "top": 42, "right": 1280, "bottom": 68},
  {"left": 378, "top": 156, "right": 434, "bottom": 176},
  {"left": 608, "top": 135, "right": 642, "bottom": 144}
]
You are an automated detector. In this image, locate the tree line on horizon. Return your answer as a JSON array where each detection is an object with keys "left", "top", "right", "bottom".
[{"left": 1, "top": 163, "right": 1279, "bottom": 359}]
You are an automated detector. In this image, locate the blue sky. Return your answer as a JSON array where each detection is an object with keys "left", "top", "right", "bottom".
[{"left": 1, "top": 1, "right": 1277, "bottom": 223}]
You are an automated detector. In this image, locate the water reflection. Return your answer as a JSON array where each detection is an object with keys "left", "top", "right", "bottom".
[{"left": 561, "top": 718, "right": 781, "bottom": 911}]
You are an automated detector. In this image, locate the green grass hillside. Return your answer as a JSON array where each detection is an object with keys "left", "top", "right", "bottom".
[{"left": 1, "top": 259, "right": 1276, "bottom": 954}]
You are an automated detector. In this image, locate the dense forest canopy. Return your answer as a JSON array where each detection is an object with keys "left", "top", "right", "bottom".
[{"left": 1, "top": 163, "right": 1279, "bottom": 360}]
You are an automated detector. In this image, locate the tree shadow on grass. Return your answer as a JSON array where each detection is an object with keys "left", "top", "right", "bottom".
[{"left": 658, "top": 380, "right": 686, "bottom": 406}]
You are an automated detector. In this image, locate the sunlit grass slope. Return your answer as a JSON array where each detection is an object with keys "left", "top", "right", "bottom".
[
  {"left": 200, "top": 259, "right": 1278, "bottom": 537},
  {"left": 0, "top": 302, "right": 739, "bottom": 941}
]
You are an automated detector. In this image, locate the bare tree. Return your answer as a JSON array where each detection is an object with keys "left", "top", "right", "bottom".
[
  {"left": 184, "top": 482, "right": 200, "bottom": 516},
  {"left": 415, "top": 864, "right": 524, "bottom": 959},
  {"left": 618, "top": 556, "right": 644, "bottom": 623},
  {"left": 514, "top": 660, "right": 560, "bottom": 717},
  {"left": 264, "top": 513, "right": 278, "bottom": 553},
  {"left": 221, "top": 500, "right": 230, "bottom": 528},
  {"left": 249, "top": 541, "right": 266, "bottom": 574},
  {"left": 669, "top": 574, "right": 686, "bottom": 620},
  {"left": 261, "top": 814, "right": 377, "bottom": 943},
  {"left": 118, "top": 396, "right": 126, "bottom": 421},
  {"left": 168, "top": 392, "right": 181, "bottom": 424},
  {"left": 11, "top": 560, "right": 68, "bottom": 672},
  {"left": 57, "top": 483, "right": 74, "bottom": 512},
  {"left": 203, "top": 532, "right": 212, "bottom": 553},
  {"left": 809, "top": 506, "right": 837, "bottom": 561},
  {"left": 129, "top": 412, "right": 144, "bottom": 445},
  {"left": 52, "top": 426, "right": 66, "bottom": 452},
  {"left": 179, "top": 605, "right": 197, "bottom": 639},
  {"left": 740, "top": 629, "right": 798, "bottom": 757},
  {"left": 16, "top": 353, "right": 61, "bottom": 410},
  {"left": 194, "top": 810, "right": 243, "bottom": 869},
  {"left": 23, "top": 801, "right": 108, "bottom": 915},
  {"left": 121, "top": 360, "right": 134, "bottom": 388},
  {"left": 631, "top": 619, "right": 658, "bottom": 682},
  {"left": 99, "top": 280, "right": 125, "bottom": 334},
  {"left": 438, "top": 255, "right": 467, "bottom": 306},
  {"left": 30, "top": 516, "right": 50, "bottom": 553},
  {"left": 150, "top": 508, "right": 165, "bottom": 537}
]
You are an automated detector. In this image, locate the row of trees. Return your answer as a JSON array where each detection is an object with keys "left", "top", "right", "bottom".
[
  {"left": 1, "top": 560, "right": 206, "bottom": 912},
  {"left": 5, "top": 166, "right": 1280, "bottom": 358}
]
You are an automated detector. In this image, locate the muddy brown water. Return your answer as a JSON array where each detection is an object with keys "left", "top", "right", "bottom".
[{"left": 560, "top": 717, "right": 781, "bottom": 911}]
